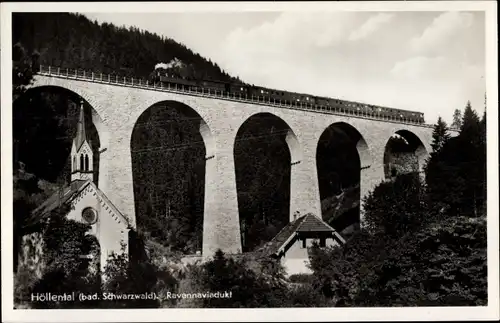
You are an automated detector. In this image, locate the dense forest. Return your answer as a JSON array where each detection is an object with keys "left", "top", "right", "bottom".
[
  {"left": 130, "top": 102, "right": 206, "bottom": 254},
  {"left": 12, "top": 12, "right": 241, "bottom": 83},
  {"left": 235, "top": 114, "right": 293, "bottom": 252}
]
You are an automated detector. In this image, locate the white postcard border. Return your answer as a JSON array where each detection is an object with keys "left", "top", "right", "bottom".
[{"left": 1, "top": 1, "right": 498, "bottom": 322}]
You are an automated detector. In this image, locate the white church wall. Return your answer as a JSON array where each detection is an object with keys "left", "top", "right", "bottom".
[{"left": 67, "top": 184, "right": 129, "bottom": 271}]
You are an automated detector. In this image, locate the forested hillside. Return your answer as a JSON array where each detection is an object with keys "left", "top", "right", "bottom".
[{"left": 12, "top": 12, "right": 242, "bottom": 82}]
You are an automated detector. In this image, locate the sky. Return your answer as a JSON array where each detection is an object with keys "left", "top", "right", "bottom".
[{"left": 83, "top": 11, "right": 486, "bottom": 125}]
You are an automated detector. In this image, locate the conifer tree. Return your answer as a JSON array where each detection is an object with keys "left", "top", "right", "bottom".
[
  {"left": 479, "top": 110, "right": 487, "bottom": 213},
  {"left": 430, "top": 116, "right": 451, "bottom": 155},
  {"left": 451, "top": 108, "right": 462, "bottom": 129},
  {"left": 425, "top": 103, "right": 470, "bottom": 216},
  {"left": 459, "top": 101, "right": 484, "bottom": 215},
  {"left": 480, "top": 113, "right": 486, "bottom": 145},
  {"left": 460, "top": 101, "right": 481, "bottom": 146},
  {"left": 426, "top": 101, "right": 486, "bottom": 217},
  {"left": 424, "top": 117, "right": 451, "bottom": 197}
]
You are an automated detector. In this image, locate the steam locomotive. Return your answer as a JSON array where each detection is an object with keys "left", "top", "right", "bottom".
[{"left": 149, "top": 69, "right": 425, "bottom": 124}]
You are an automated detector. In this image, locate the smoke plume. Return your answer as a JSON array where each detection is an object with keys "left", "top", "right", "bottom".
[{"left": 155, "top": 58, "right": 185, "bottom": 70}]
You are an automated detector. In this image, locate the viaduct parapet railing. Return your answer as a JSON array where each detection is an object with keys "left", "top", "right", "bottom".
[{"left": 37, "top": 65, "right": 435, "bottom": 128}]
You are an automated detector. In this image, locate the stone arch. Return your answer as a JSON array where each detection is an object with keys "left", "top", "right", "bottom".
[
  {"left": 14, "top": 84, "right": 109, "bottom": 187},
  {"left": 130, "top": 100, "right": 214, "bottom": 255},
  {"left": 316, "top": 122, "right": 371, "bottom": 236},
  {"left": 233, "top": 112, "right": 302, "bottom": 252},
  {"left": 29, "top": 80, "right": 110, "bottom": 153},
  {"left": 233, "top": 112, "right": 302, "bottom": 164},
  {"left": 383, "top": 129, "right": 428, "bottom": 179}
]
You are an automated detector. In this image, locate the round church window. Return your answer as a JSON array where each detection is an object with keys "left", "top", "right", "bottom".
[{"left": 82, "top": 207, "right": 98, "bottom": 224}]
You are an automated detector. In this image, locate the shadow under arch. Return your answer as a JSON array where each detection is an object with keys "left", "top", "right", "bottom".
[
  {"left": 316, "top": 122, "right": 371, "bottom": 237},
  {"left": 13, "top": 85, "right": 109, "bottom": 186},
  {"left": 26, "top": 83, "right": 111, "bottom": 150},
  {"left": 234, "top": 112, "right": 301, "bottom": 252},
  {"left": 383, "top": 129, "right": 428, "bottom": 180},
  {"left": 129, "top": 100, "right": 214, "bottom": 255}
]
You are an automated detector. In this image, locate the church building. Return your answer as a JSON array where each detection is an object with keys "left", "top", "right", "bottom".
[{"left": 18, "top": 101, "right": 130, "bottom": 277}]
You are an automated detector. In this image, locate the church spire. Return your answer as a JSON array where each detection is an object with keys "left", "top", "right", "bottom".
[
  {"left": 74, "top": 100, "right": 87, "bottom": 150},
  {"left": 71, "top": 99, "right": 94, "bottom": 183}
]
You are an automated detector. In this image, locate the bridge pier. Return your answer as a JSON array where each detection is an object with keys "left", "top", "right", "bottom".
[
  {"left": 104, "top": 131, "right": 137, "bottom": 228},
  {"left": 358, "top": 142, "right": 389, "bottom": 226},
  {"left": 202, "top": 128, "right": 242, "bottom": 258},
  {"left": 97, "top": 146, "right": 109, "bottom": 192},
  {"left": 359, "top": 163, "right": 384, "bottom": 225},
  {"left": 289, "top": 137, "right": 322, "bottom": 221}
]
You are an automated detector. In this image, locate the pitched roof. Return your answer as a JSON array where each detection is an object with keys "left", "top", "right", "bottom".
[
  {"left": 296, "top": 213, "right": 338, "bottom": 232},
  {"left": 256, "top": 213, "right": 345, "bottom": 257},
  {"left": 90, "top": 182, "right": 130, "bottom": 226},
  {"left": 26, "top": 179, "right": 130, "bottom": 230},
  {"left": 26, "top": 179, "right": 88, "bottom": 228}
]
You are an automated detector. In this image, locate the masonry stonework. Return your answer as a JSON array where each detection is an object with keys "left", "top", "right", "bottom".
[{"left": 31, "top": 75, "right": 444, "bottom": 256}]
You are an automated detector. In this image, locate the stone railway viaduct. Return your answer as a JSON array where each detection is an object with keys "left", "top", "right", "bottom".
[{"left": 30, "top": 67, "right": 440, "bottom": 256}]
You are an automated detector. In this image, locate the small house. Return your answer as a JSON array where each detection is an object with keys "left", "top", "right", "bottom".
[{"left": 258, "top": 213, "right": 345, "bottom": 276}]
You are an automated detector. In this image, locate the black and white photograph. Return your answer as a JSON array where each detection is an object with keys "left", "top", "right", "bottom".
[{"left": 1, "top": 1, "right": 498, "bottom": 321}]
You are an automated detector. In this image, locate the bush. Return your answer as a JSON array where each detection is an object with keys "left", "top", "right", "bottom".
[
  {"left": 26, "top": 210, "right": 103, "bottom": 309},
  {"left": 356, "top": 215, "right": 487, "bottom": 306},
  {"left": 308, "top": 215, "right": 487, "bottom": 306},
  {"left": 288, "top": 273, "right": 315, "bottom": 284},
  {"left": 308, "top": 230, "right": 389, "bottom": 306},
  {"left": 176, "top": 250, "right": 311, "bottom": 308},
  {"left": 102, "top": 240, "right": 179, "bottom": 308},
  {"left": 101, "top": 248, "right": 159, "bottom": 308},
  {"left": 197, "top": 250, "right": 275, "bottom": 307},
  {"left": 174, "top": 264, "right": 205, "bottom": 308},
  {"left": 363, "top": 173, "right": 428, "bottom": 237},
  {"left": 286, "top": 283, "right": 331, "bottom": 307},
  {"left": 14, "top": 264, "right": 39, "bottom": 308}
]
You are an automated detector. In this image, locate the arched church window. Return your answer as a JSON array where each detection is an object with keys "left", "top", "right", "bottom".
[
  {"left": 85, "top": 154, "right": 89, "bottom": 171},
  {"left": 80, "top": 154, "right": 84, "bottom": 171},
  {"left": 73, "top": 156, "right": 76, "bottom": 171}
]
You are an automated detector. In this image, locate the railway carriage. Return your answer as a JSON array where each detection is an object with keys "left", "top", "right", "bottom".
[
  {"left": 229, "top": 83, "right": 251, "bottom": 98},
  {"left": 150, "top": 68, "right": 425, "bottom": 124}
]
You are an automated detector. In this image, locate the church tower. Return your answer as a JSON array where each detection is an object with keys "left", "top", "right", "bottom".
[{"left": 71, "top": 100, "right": 94, "bottom": 182}]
